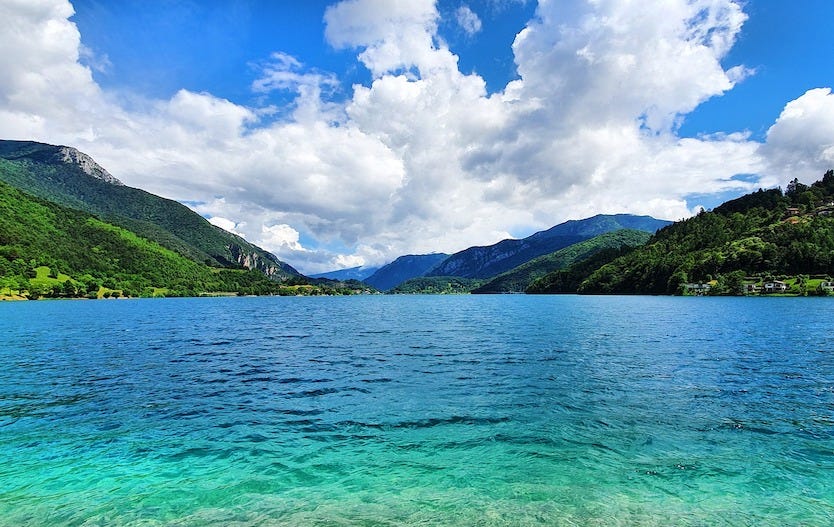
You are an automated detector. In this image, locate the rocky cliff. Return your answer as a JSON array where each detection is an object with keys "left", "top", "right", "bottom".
[{"left": 58, "top": 147, "right": 123, "bottom": 185}]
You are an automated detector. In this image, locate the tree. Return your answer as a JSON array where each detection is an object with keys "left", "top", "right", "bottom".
[
  {"left": 14, "top": 276, "right": 30, "bottom": 293},
  {"left": 786, "top": 178, "right": 809, "bottom": 199},
  {"left": 27, "top": 284, "right": 45, "bottom": 300},
  {"left": 62, "top": 279, "right": 76, "bottom": 297},
  {"left": 723, "top": 271, "right": 746, "bottom": 296},
  {"left": 796, "top": 274, "right": 809, "bottom": 296}
]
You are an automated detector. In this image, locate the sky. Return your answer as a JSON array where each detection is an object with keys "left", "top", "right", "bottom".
[{"left": 1, "top": 0, "right": 833, "bottom": 274}]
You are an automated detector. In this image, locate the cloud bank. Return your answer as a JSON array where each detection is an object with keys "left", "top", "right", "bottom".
[{"left": 0, "top": 0, "right": 831, "bottom": 273}]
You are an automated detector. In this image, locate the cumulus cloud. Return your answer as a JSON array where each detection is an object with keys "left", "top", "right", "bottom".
[
  {"left": 324, "top": 0, "right": 457, "bottom": 77},
  {"left": 508, "top": 0, "right": 749, "bottom": 133},
  {"left": 208, "top": 216, "right": 243, "bottom": 236},
  {"left": 0, "top": 0, "right": 831, "bottom": 274},
  {"left": 260, "top": 224, "right": 307, "bottom": 252},
  {"left": 0, "top": 0, "right": 103, "bottom": 140},
  {"left": 762, "top": 88, "right": 834, "bottom": 185}
]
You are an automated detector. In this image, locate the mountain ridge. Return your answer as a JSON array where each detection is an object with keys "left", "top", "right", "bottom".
[
  {"left": 472, "top": 229, "right": 653, "bottom": 293},
  {"left": 428, "top": 214, "right": 671, "bottom": 280},
  {"left": 0, "top": 140, "right": 300, "bottom": 280}
]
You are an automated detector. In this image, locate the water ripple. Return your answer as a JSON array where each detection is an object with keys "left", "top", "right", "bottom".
[{"left": 1, "top": 295, "right": 833, "bottom": 526}]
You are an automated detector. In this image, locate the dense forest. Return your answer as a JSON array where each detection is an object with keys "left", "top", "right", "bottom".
[
  {"left": 472, "top": 229, "right": 651, "bottom": 293},
  {"left": 526, "top": 244, "right": 643, "bottom": 294},
  {"left": 388, "top": 276, "right": 483, "bottom": 294},
  {"left": 578, "top": 170, "right": 834, "bottom": 295}
]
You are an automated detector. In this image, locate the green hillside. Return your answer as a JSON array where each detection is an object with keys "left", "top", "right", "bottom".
[
  {"left": 472, "top": 229, "right": 652, "bottom": 293},
  {"left": 0, "top": 181, "right": 368, "bottom": 299},
  {"left": 0, "top": 140, "right": 299, "bottom": 280},
  {"left": 388, "top": 276, "right": 483, "bottom": 294},
  {"left": 525, "top": 245, "right": 643, "bottom": 294},
  {"left": 579, "top": 171, "right": 834, "bottom": 295}
]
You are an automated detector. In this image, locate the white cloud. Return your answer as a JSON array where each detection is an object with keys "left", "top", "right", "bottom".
[
  {"left": 0, "top": 0, "right": 830, "bottom": 275},
  {"left": 207, "top": 216, "right": 243, "bottom": 236},
  {"left": 79, "top": 43, "right": 111, "bottom": 73},
  {"left": 0, "top": 0, "right": 103, "bottom": 140},
  {"left": 508, "top": 0, "right": 749, "bottom": 133},
  {"left": 455, "top": 5, "right": 482, "bottom": 36},
  {"left": 334, "top": 253, "right": 367, "bottom": 269},
  {"left": 260, "top": 224, "right": 306, "bottom": 253},
  {"left": 762, "top": 88, "right": 834, "bottom": 185},
  {"left": 324, "top": 0, "right": 457, "bottom": 77},
  {"left": 251, "top": 52, "right": 342, "bottom": 123}
]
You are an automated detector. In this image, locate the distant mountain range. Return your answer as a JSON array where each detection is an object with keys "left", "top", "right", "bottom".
[
  {"left": 310, "top": 265, "right": 379, "bottom": 281},
  {"left": 18, "top": 138, "right": 794, "bottom": 300},
  {"left": 362, "top": 254, "right": 450, "bottom": 291},
  {"left": 428, "top": 214, "right": 671, "bottom": 280},
  {"left": 320, "top": 214, "right": 671, "bottom": 291}
]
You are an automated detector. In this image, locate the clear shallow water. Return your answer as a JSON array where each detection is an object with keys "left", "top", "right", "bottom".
[{"left": 1, "top": 295, "right": 833, "bottom": 526}]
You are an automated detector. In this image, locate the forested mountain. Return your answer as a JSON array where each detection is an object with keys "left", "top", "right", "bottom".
[
  {"left": 472, "top": 229, "right": 652, "bottom": 293},
  {"left": 580, "top": 171, "right": 834, "bottom": 295},
  {"left": 363, "top": 253, "right": 450, "bottom": 291},
  {"left": 0, "top": 140, "right": 299, "bottom": 280},
  {"left": 388, "top": 276, "right": 483, "bottom": 294},
  {"left": 427, "top": 214, "right": 670, "bottom": 280},
  {"left": 0, "top": 180, "right": 308, "bottom": 298},
  {"left": 526, "top": 244, "right": 641, "bottom": 294}
]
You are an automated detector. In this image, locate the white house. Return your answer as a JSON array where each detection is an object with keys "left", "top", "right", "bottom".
[{"left": 763, "top": 281, "right": 788, "bottom": 293}]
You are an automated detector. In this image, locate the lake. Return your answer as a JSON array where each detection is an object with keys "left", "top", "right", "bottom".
[{"left": 1, "top": 295, "right": 833, "bottom": 525}]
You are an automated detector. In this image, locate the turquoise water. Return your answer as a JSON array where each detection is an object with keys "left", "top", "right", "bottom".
[{"left": 1, "top": 295, "right": 833, "bottom": 526}]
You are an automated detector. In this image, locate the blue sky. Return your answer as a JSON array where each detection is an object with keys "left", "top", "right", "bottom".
[
  {"left": 678, "top": 0, "right": 834, "bottom": 140},
  {"left": 2, "top": 0, "right": 833, "bottom": 273},
  {"left": 70, "top": 0, "right": 542, "bottom": 115},
  {"left": 70, "top": 0, "right": 832, "bottom": 141}
]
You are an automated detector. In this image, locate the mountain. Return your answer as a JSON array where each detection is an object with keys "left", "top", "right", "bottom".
[
  {"left": 310, "top": 265, "right": 379, "bottom": 281},
  {"left": 363, "top": 253, "right": 450, "bottom": 291},
  {"left": 579, "top": 171, "right": 834, "bottom": 295},
  {"left": 0, "top": 140, "right": 299, "bottom": 280},
  {"left": 428, "top": 214, "right": 671, "bottom": 280},
  {"left": 0, "top": 179, "right": 302, "bottom": 298},
  {"left": 472, "top": 229, "right": 652, "bottom": 293}
]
